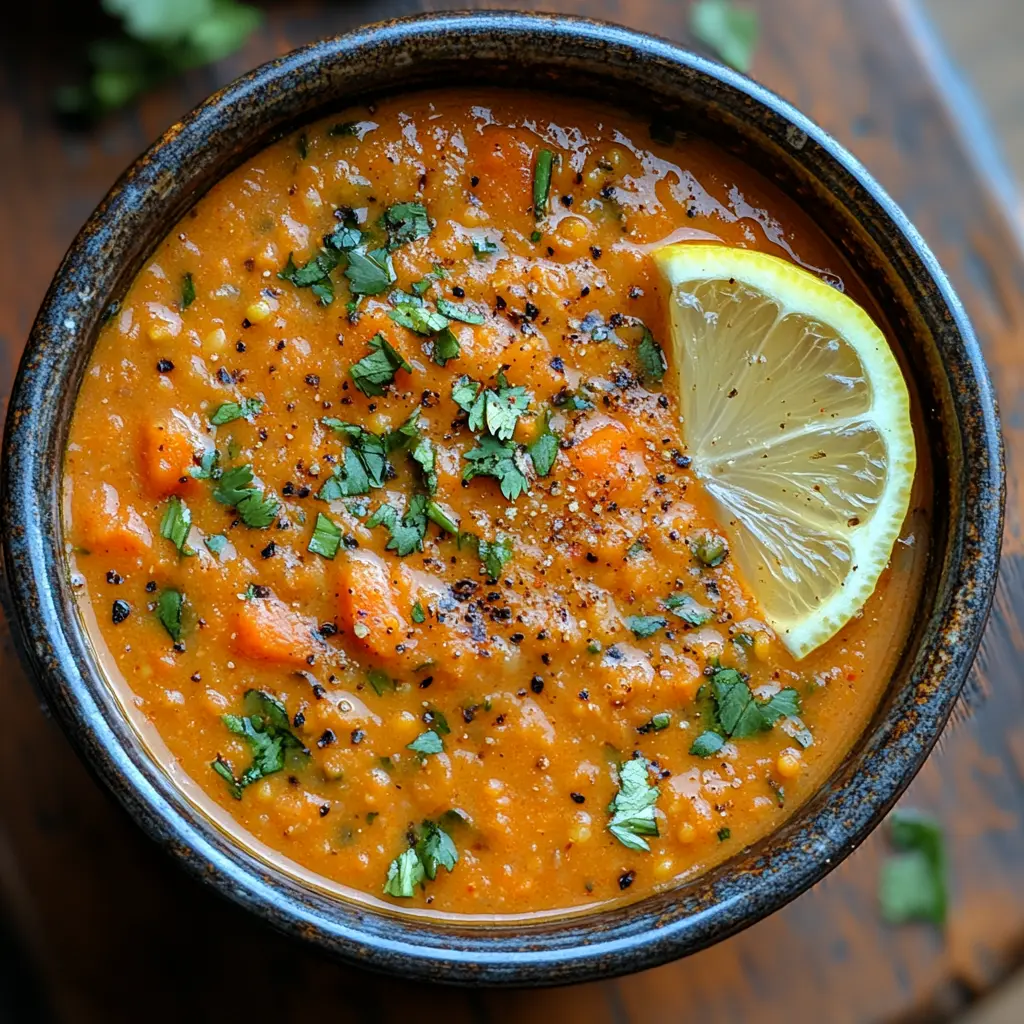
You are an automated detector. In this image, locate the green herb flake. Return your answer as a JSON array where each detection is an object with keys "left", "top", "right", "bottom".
[
  {"left": 689, "top": 731, "right": 725, "bottom": 758},
  {"left": 383, "top": 819, "right": 459, "bottom": 897},
  {"left": 452, "top": 373, "right": 532, "bottom": 442},
  {"left": 368, "top": 668, "right": 394, "bottom": 697},
  {"left": 527, "top": 411, "right": 559, "bottom": 477},
  {"left": 411, "top": 601, "right": 426, "bottom": 624},
  {"left": 425, "top": 499, "right": 459, "bottom": 535},
  {"left": 383, "top": 847, "right": 425, "bottom": 898},
  {"left": 462, "top": 436, "right": 530, "bottom": 502},
  {"left": 308, "top": 512, "right": 342, "bottom": 559},
  {"left": 211, "top": 463, "right": 280, "bottom": 529},
  {"left": 159, "top": 496, "right": 192, "bottom": 553},
  {"left": 436, "top": 298, "right": 485, "bottom": 325},
  {"left": 210, "top": 397, "right": 263, "bottom": 425},
  {"left": 533, "top": 148, "right": 554, "bottom": 220},
  {"left": 349, "top": 334, "right": 411, "bottom": 397},
  {"left": 717, "top": 827, "right": 732, "bottom": 842},
  {"left": 637, "top": 326, "right": 667, "bottom": 385},
  {"left": 707, "top": 668, "right": 803, "bottom": 740},
  {"left": 344, "top": 247, "right": 396, "bottom": 296},
  {"left": 625, "top": 615, "right": 668, "bottom": 639},
  {"left": 367, "top": 494, "right": 428, "bottom": 556},
  {"left": 407, "top": 730, "right": 444, "bottom": 756},
  {"left": 278, "top": 248, "right": 342, "bottom": 305},
  {"left": 388, "top": 304, "right": 450, "bottom": 335},
  {"left": 879, "top": 811, "right": 947, "bottom": 925},
  {"left": 156, "top": 588, "right": 184, "bottom": 642},
  {"left": 411, "top": 436, "right": 437, "bottom": 494},
  {"left": 431, "top": 327, "right": 461, "bottom": 367},
  {"left": 181, "top": 272, "right": 196, "bottom": 309},
  {"left": 471, "top": 236, "right": 499, "bottom": 259},
  {"left": 664, "top": 592, "right": 714, "bottom": 626},
  {"left": 382, "top": 202, "right": 431, "bottom": 249},
  {"left": 205, "top": 534, "right": 228, "bottom": 556},
  {"left": 692, "top": 530, "right": 729, "bottom": 567},
  {"left": 608, "top": 758, "right": 660, "bottom": 851},
  {"left": 690, "top": 0, "right": 760, "bottom": 73}
]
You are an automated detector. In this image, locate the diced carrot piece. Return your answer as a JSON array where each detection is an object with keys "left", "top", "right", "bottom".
[
  {"left": 233, "top": 599, "right": 318, "bottom": 666},
  {"left": 337, "top": 553, "right": 408, "bottom": 664},
  {"left": 568, "top": 422, "right": 650, "bottom": 502},
  {"left": 139, "top": 419, "right": 197, "bottom": 498},
  {"left": 72, "top": 482, "right": 153, "bottom": 558}
]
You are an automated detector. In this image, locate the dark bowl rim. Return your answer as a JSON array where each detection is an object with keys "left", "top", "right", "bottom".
[{"left": 0, "top": 9, "right": 1005, "bottom": 987}]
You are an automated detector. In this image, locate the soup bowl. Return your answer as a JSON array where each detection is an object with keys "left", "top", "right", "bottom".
[{"left": 0, "top": 11, "right": 1004, "bottom": 985}]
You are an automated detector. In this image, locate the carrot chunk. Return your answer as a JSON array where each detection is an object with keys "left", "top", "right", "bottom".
[
  {"left": 568, "top": 422, "right": 650, "bottom": 501},
  {"left": 72, "top": 482, "right": 152, "bottom": 557},
  {"left": 234, "top": 598, "right": 318, "bottom": 665},
  {"left": 337, "top": 553, "right": 407, "bottom": 664},
  {"left": 139, "top": 420, "right": 197, "bottom": 498}
]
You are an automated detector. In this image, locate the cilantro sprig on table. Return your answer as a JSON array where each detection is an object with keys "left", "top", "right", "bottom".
[
  {"left": 879, "top": 811, "right": 947, "bottom": 925},
  {"left": 211, "top": 690, "right": 308, "bottom": 800}
]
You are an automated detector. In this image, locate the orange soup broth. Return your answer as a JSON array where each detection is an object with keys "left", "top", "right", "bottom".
[{"left": 64, "top": 90, "right": 931, "bottom": 918}]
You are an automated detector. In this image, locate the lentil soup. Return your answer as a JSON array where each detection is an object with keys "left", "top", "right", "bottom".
[{"left": 65, "top": 90, "right": 930, "bottom": 917}]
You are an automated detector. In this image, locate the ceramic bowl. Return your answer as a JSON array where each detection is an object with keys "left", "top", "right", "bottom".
[{"left": 0, "top": 11, "right": 1004, "bottom": 986}]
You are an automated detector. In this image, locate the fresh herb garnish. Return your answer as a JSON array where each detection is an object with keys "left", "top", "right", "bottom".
[
  {"left": 367, "top": 668, "right": 393, "bottom": 696},
  {"left": 212, "top": 690, "right": 308, "bottom": 799},
  {"left": 344, "top": 248, "right": 396, "bottom": 295},
  {"left": 159, "top": 496, "right": 192, "bottom": 553},
  {"left": 156, "top": 588, "right": 184, "bottom": 641},
  {"left": 696, "top": 667, "right": 804, "bottom": 743},
  {"left": 210, "top": 397, "right": 263, "bottom": 425},
  {"left": 205, "top": 534, "right": 228, "bottom": 555},
  {"left": 879, "top": 810, "right": 947, "bottom": 925},
  {"left": 637, "top": 326, "right": 667, "bottom": 385},
  {"left": 383, "top": 818, "right": 459, "bottom": 898},
  {"left": 471, "top": 236, "right": 499, "bottom": 258},
  {"left": 382, "top": 202, "right": 431, "bottom": 249},
  {"left": 181, "top": 272, "right": 196, "bottom": 309},
  {"left": 692, "top": 530, "right": 728, "bottom": 567},
  {"left": 689, "top": 731, "right": 725, "bottom": 758},
  {"left": 690, "top": 0, "right": 760, "bottom": 73},
  {"left": 477, "top": 535, "right": 514, "bottom": 580},
  {"left": 407, "top": 730, "right": 444, "bottom": 756},
  {"left": 349, "top": 334, "right": 410, "bottom": 396},
  {"left": 527, "top": 411, "right": 559, "bottom": 477},
  {"left": 383, "top": 848, "right": 425, "bottom": 898},
  {"left": 388, "top": 304, "right": 449, "bottom": 335},
  {"left": 533, "top": 148, "right": 554, "bottom": 220},
  {"left": 190, "top": 449, "right": 220, "bottom": 480},
  {"left": 608, "top": 757, "right": 660, "bottom": 851},
  {"left": 462, "top": 436, "right": 531, "bottom": 501},
  {"left": 411, "top": 601, "right": 426, "bottom": 624},
  {"left": 308, "top": 513, "right": 342, "bottom": 559},
  {"left": 278, "top": 248, "right": 342, "bottom": 305},
  {"left": 425, "top": 500, "right": 459, "bottom": 535},
  {"left": 411, "top": 436, "right": 437, "bottom": 494},
  {"left": 436, "top": 298, "right": 485, "bottom": 325},
  {"left": 638, "top": 712, "right": 671, "bottom": 734},
  {"left": 451, "top": 373, "right": 532, "bottom": 441},
  {"left": 663, "top": 592, "right": 713, "bottom": 626},
  {"left": 624, "top": 614, "right": 668, "bottom": 639},
  {"left": 212, "top": 463, "right": 280, "bottom": 528},
  {"left": 366, "top": 494, "right": 428, "bottom": 556},
  {"left": 431, "top": 327, "right": 461, "bottom": 367}
]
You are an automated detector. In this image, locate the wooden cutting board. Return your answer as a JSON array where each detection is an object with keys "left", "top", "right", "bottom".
[{"left": 1, "top": 1, "right": 1022, "bottom": 1020}]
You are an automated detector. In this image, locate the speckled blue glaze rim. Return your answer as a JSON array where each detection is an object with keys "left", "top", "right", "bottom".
[{"left": 0, "top": 11, "right": 1004, "bottom": 986}]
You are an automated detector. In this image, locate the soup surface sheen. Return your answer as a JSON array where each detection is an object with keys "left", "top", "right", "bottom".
[{"left": 65, "top": 91, "right": 928, "bottom": 918}]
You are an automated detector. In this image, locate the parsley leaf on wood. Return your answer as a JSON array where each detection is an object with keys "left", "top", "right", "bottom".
[
  {"left": 367, "top": 494, "right": 429, "bottom": 556},
  {"left": 308, "top": 512, "right": 341, "bottom": 559},
  {"left": 879, "top": 810, "right": 947, "bottom": 925},
  {"left": 625, "top": 614, "right": 668, "bottom": 639},
  {"left": 210, "top": 397, "right": 263, "bottom": 425},
  {"left": 349, "top": 334, "right": 410, "bottom": 396},
  {"left": 527, "top": 411, "right": 559, "bottom": 477},
  {"left": 462, "top": 436, "right": 531, "bottom": 501},
  {"left": 608, "top": 758, "right": 660, "bottom": 851},
  {"left": 159, "top": 496, "right": 192, "bottom": 553},
  {"left": 156, "top": 588, "right": 184, "bottom": 641},
  {"left": 690, "top": 0, "right": 760, "bottom": 73},
  {"left": 213, "top": 690, "right": 308, "bottom": 799}
]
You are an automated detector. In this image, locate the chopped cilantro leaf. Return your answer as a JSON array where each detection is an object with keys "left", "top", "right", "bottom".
[
  {"left": 692, "top": 530, "right": 728, "bottom": 566},
  {"left": 205, "top": 534, "right": 228, "bottom": 556},
  {"left": 689, "top": 731, "right": 725, "bottom": 758},
  {"left": 431, "top": 327, "right": 461, "bottom": 366},
  {"left": 407, "top": 730, "right": 444, "bottom": 756},
  {"left": 608, "top": 758, "right": 660, "bottom": 851},
  {"left": 706, "top": 668, "right": 803, "bottom": 740},
  {"left": 383, "top": 847, "right": 425, "bottom": 898},
  {"left": 451, "top": 375, "right": 482, "bottom": 414},
  {"left": 663, "top": 592, "right": 713, "bottom": 626},
  {"left": 417, "top": 820, "right": 458, "bottom": 879},
  {"left": 425, "top": 500, "right": 459, "bottom": 535},
  {"left": 533, "top": 148, "right": 554, "bottom": 219},
  {"left": 451, "top": 373, "right": 531, "bottom": 441},
  {"left": 382, "top": 202, "right": 431, "bottom": 249},
  {"left": 181, "top": 272, "right": 196, "bottom": 309},
  {"left": 308, "top": 513, "right": 341, "bottom": 559},
  {"left": 637, "top": 326, "right": 667, "bottom": 385},
  {"left": 477, "top": 535, "right": 513, "bottom": 581},
  {"left": 318, "top": 447, "right": 372, "bottom": 500},
  {"left": 388, "top": 303, "right": 450, "bottom": 335},
  {"left": 156, "top": 588, "right": 183, "bottom": 641},
  {"left": 411, "top": 601, "right": 426, "bottom": 624},
  {"left": 213, "top": 463, "right": 254, "bottom": 505},
  {"left": 471, "top": 236, "right": 499, "bottom": 258},
  {"left": 625, "top": 615, "right": 667, "bottom": 639},
  {"left": 278, "top": 248, "right": 342, "bottom": 305},
  {"left": 211, "top": 463, "right": 279, "bottom": 529},
  {"left": 344, "top": 248, "right": 395, "bottom": 295},
  {"left": 462, "top": 436, "right": 531, "bottom": 501},
  {"left": 527, "top": 412, "right": 559, "bottom": 477},
  {"left": 759, "top": 687, "right": 802, "bottom": 725},
  {"left": 367, "top": 668, "right": 394, "bottom": 696},
  {"left": 367, "top": 494, "right": 428, "bottom": 556},
  {"left": 159, "top": 496, "right": 192, "bottom": 553},
  {"left": 690, "top": 0, "right": 760, "bottom": 73},
  {"left": 879, "top": 810, "right": 946, "bottom": 925},
  {"left": 411, "top": 436, "right": 437, "bottom": 494},
  {"left": 210, "top": 397, "right": 263, "bottom": 425},
  {"left": 349, "top": 334, "right": 410, "bottom": 396},
  {"left": 190, "top": 449, "right": 219, "bottom": 480},
  {"left": 436, "top": 298, "right": 485, "bottom": 324},
  {"left": 325, "top": 212, "right": 363, "bottom": 252}
]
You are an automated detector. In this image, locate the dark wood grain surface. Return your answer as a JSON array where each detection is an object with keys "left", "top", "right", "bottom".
[{"left": 1, "top": 1, "right": 1022, "bottom": 1020}]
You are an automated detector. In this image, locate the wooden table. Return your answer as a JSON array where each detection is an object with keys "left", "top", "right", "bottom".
[{"left": 1, "top": 1, "right": 1022, "bottom": 1020}]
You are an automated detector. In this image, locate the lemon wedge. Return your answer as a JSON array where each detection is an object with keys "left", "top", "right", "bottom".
[{"left": 653, "top": 243, "right": 916, "bottom": 659}]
